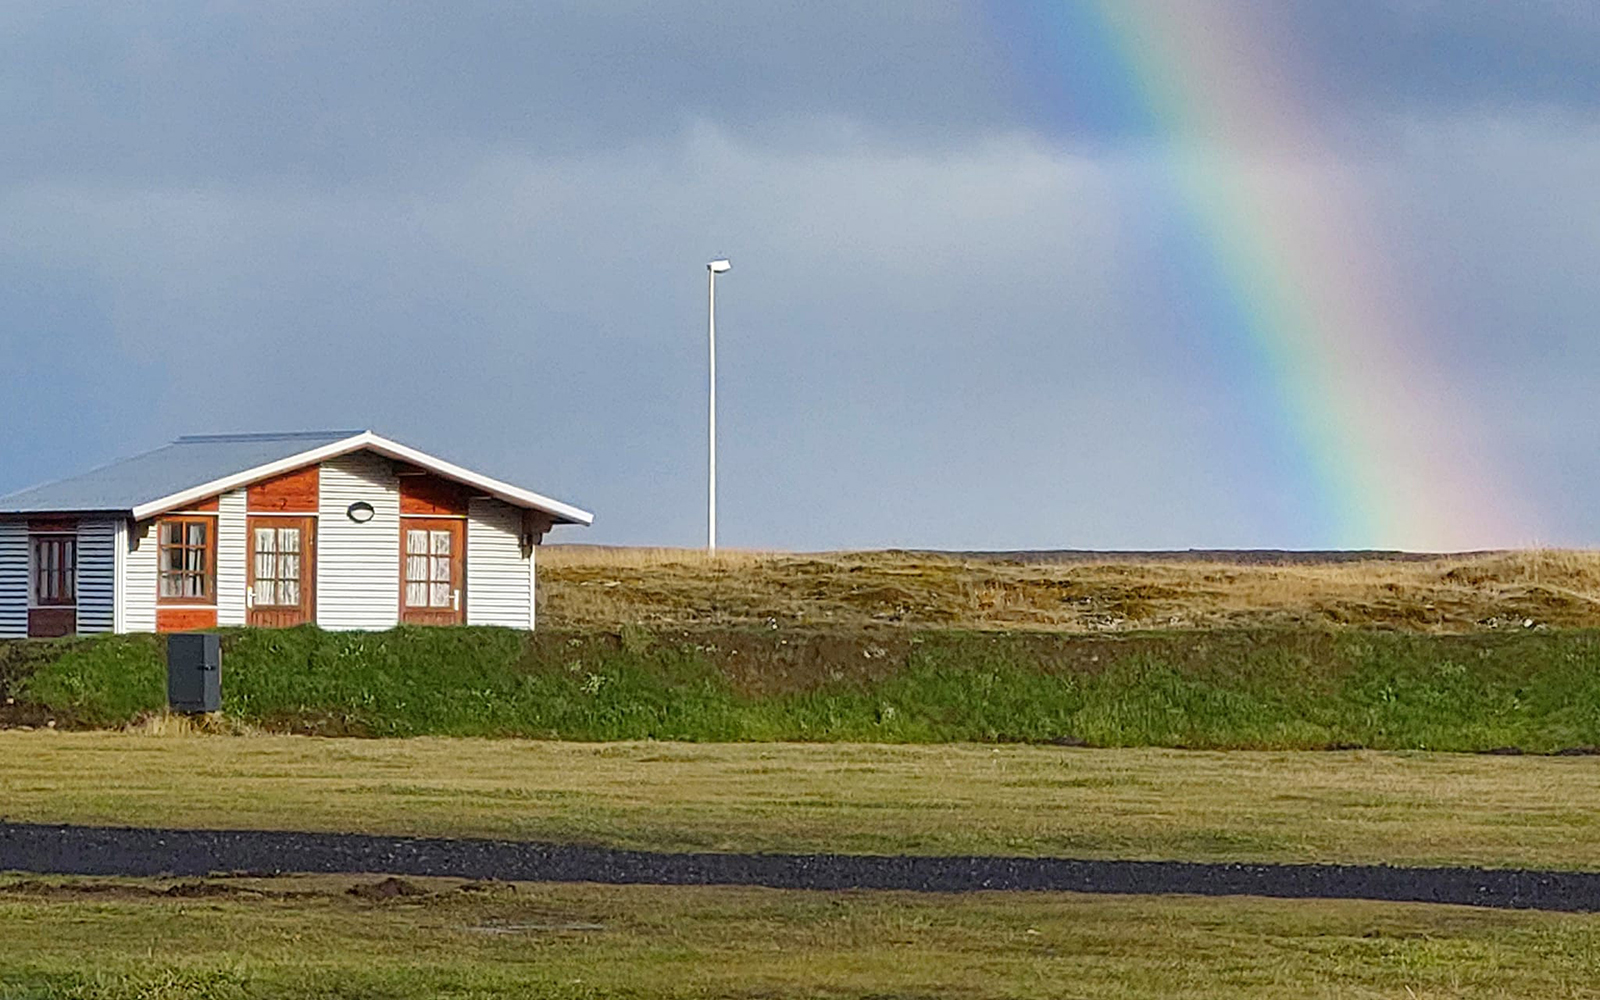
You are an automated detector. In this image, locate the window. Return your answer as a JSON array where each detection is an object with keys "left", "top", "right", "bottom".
[
  {"left": 405, "top": 528, "right": 454, "bottom": 608},
  {"left": 252, "top": 525, "right": 303, "bottom": 607},
  {"left": 31, "top": 535, "right": 76, "bottom": 606},
  {"left": 158, "top": 518, "right": 215, "bottom": 603}
]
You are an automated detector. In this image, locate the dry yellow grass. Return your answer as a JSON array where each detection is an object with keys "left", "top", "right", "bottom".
[
  {"left": 121, "top": 710, "right": 260, "bottom": 737},
  {"left": 538, "top": 546, "right": 1600, "bottom": 633}
]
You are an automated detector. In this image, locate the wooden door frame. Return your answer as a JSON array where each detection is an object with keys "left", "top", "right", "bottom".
[
  {"left": 398, "top": 516, "right": 467, "bottom": 625},
  {"left": 246, "top": 514, "right": 317, "bottom": 628}
]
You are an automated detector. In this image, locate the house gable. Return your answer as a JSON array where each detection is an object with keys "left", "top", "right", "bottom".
[
  {"left": 123, "top": 433, "right": 592, "bottom": 526},
  {"left": 247, "top": 466, "right": 320, "bottom": 512},
  {"left": 398, "top": 470, "right": 472, "bottom": 517}
]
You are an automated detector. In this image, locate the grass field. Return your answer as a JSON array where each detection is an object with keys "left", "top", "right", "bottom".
[
  {"left": 6, "top": 731, "right": 1600, "bottom": 870},
  {"left": 12, "top": 551, "right": 1600, "bottom": 996},
  {"left": 539, "top": 546, "right": 1600, "bottom": 632},
  {"left": 3, "top": 874, "right": 1600, "bottom": 999}
]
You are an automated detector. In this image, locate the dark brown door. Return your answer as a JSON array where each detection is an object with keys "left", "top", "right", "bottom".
[
  {"left": 248, "top": 516, "right": 315, "bottom": 627},
  {"left": 400, "top": 517, "right": 465, "bottom": 625}
]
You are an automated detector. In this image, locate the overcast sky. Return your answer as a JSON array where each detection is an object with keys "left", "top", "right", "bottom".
[{"left": 2, "top": 1, "right": 1596, "bottom": 551}]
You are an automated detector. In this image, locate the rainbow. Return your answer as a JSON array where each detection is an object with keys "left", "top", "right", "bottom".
[{"left": 982, "top": 2, "right": 1534, "bottom": 549}]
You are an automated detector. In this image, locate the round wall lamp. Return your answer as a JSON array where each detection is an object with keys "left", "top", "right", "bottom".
[{"left": 346, "top": 501, "right": 376, "bottom": 523}]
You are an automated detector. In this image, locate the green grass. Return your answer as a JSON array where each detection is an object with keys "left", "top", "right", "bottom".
[
  {"left": 3, "top": 874, "right": 1600, "bottom": 999},
  {"left": 7, "top": 626, "right": 1600, "bottom": 750},
  {"left": 7, "top": 733, "right": 1600, "bottom": 869}
]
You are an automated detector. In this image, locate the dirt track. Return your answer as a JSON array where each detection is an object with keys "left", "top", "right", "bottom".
[{"left": 3, "top": 822, "right": 1599, "bottom": 912}]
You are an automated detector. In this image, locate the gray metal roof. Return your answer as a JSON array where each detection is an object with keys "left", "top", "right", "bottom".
[{"left": 0, "top": 431, "right": 365, "bottom": 514}]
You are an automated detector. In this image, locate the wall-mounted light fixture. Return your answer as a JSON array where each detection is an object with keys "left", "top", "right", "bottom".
[{"left": 346, "top": 501, "right": 376, "bottom": 523}]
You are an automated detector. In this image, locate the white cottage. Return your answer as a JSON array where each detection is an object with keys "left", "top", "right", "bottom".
[{"left": 0, "top": 431, "right": 592, "bottom": 638}]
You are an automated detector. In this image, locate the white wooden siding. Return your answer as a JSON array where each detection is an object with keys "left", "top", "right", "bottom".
[
  {"left": 466, "top": 498, "right": 532, "bottom": 630},
  {"left": 0, "top": 522, "right": 26, "bottom": 638},
  {"left": 216, "top": 490, "right": 247, "bottom": 626},
  {"left": 317, "top": 451, "right": 400, "bottom": 631},
  {"left": 75, "top": 519, "right": 117, "bottom": 634},
  {"left": 122, "top": 520, "right": 158, "bottom": 633},
  {"left": 113, "top": 520, "right": 127, "bottom": 632}
]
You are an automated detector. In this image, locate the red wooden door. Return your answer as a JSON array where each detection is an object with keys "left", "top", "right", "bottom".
[
  {"left": 247, "top": 516, "right": 315, "bottom": 627},
  {"left": 400, "top": 517, "right": 465, "bottom": 625}
]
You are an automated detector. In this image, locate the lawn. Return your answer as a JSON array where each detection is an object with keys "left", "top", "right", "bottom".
[
  {"left": 4, "top": 731, "right": 1600, "bottom": 869},
  {"left": 2, "top": 874, "right": 1599, "bottom": 999}
]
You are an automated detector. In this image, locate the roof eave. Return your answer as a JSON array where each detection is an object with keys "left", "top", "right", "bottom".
[
  {"left": 127, "top": 431, "right": 594, "bottom": 526},
  {"left": 0, "top": 508, "right": 134, "bottom": 519},
  {"left": 360, "top": 434, "right": 594, "bottom": 526}
]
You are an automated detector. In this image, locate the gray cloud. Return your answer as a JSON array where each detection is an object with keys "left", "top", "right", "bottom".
[
  {"left": 7, "top": 1, "right": 1596, "bottom": 188},
  {"left": 1288, "top": 0, "right": 1600, "bottom": 115},
  {"left": 0, "top": 1, "right": 1017, "bottom": 187}
]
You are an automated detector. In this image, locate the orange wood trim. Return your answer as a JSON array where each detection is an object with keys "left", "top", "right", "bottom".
[
  {"left": 248, "top": 465, "right": 321, "bottom": 512},
  {"left": 181, "top": 497, "right": 220, "bottom": 513},
  {"left": 27, "top": 607, "right": 76, "bottom": 638},
  {"left": 399, "top": 474, "right": 472, "bottom": 517},
  {"left": 157, "top": 607, "right": 218, "bottom": 632},
  {"left": 27, "top": 518, "right": 78, "bottom": 533}
]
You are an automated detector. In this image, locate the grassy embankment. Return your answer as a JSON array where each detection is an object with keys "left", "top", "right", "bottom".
[
  {"left": 6, "top": 732, "right": 1600, "bottom": 869},
  {"left": 7, "top": 623, "right": 1600, "bottom": 750},
  {"left": 3, "top": 874, "right": 1600, "bottom": 999}
]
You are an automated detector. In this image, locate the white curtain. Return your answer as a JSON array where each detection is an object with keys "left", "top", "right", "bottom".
[
  {"left": 405, "top": 529, "right": 430, "bottom": 607},
  {"left": 254, "top": 527, "right": 277, "bottom": 606}
]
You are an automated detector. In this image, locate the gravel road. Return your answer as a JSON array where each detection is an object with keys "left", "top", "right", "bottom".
[{"left": 3, "top": 822, "right": 1597, "bottom": 912}]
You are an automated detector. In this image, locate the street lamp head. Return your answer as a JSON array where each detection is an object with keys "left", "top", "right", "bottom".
[{"left": 707, "top": 259, "right": 731, "bottom": 273}]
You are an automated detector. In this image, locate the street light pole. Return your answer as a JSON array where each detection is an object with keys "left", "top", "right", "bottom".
[{"left": 706, "top": 259, "right": 730, "bottom": 552}]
